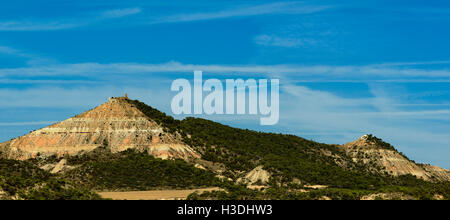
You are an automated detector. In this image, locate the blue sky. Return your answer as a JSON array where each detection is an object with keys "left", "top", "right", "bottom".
[{"left": 0, "top": 0, "right": 449, "bottom": 168}]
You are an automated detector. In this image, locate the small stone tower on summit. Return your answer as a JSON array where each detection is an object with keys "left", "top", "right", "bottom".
[{"left": 108, "top": 93, "right": 129, "bottom": 102}]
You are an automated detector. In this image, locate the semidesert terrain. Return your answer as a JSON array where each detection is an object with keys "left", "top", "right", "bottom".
[{"left": 1, "top": 95, "right": 448, "bottom": 200}]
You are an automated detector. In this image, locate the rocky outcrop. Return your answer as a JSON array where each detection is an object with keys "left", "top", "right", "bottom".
[
  {"left": 361, "top": 192, "right": 415, "bottom": 200},
  {"left": 40, "top": 159, "right": 74, "bottom": 174},
  {"left": 0, "top": 189, "right": 5, "bottom": 199},
  {"left": 420, "top": 164, "right": 450, "bottom": 181},
  {"left": 0, "top": 96, "right": 199, "bottom": 161},
  {"left": 237, "top": 166, "right": 271, "bottom": 186},
  {"left": 340, "top": 135, "right": 449, "bottom": 182}
]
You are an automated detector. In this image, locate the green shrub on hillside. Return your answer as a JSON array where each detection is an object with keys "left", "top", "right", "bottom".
[
  {"left": 0, "top": 159, "right": 100, "bottom": 200},
  {"left": 64, "top": 149, "right": 221, "bottom": 191}
]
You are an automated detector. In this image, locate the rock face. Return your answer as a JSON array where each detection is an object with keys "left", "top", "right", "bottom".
[
  {"left": 420, "top": 164, "right": 450, "bottom": 181},
  {"left": 361, "top": 192, "right": 415, "bottom": 200},
  {"left": 40, "top": 159, "right": 73, "bottom": 174},
  {"left": 0, "top": 96, "right": 199, "bottom": 160},
  {"left": 237, "top": 166, "right": 271, "bottom": 185},
  {"left": 340, "top": 135, "right": 450, "bottom": 182}
]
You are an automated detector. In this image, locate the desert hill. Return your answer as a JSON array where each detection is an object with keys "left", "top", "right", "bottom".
[{"left": 0, "top": 96, "right": 198, "bottom": 160}]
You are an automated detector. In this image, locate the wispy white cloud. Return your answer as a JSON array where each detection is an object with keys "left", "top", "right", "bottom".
[
  {"left": 1, "top": 61, "right": 450, "bottom": 81},
  {"left": 0, "top": 79, "right": 96, "bottom": 84},
  {"left": 371, "top": 60, "right": 450, "bottom": 67},
  {"left": 0, "top": 121, "right": 57, "bottom": 126},
  {"left": 254, "top": 34, "right": 316, "bottom": 48},
  {"left": 0, "top": 46, "right": 21, "bottom": 55},
  {"left": 99, "top": 7, "right": 142, "bottom": 19},
  {"left": 0, "top": 45, "right": 35, "bottom": 58},
  {"left": 0, "top": 2, "right": 329, "bottom": 31},
  {"left": 0, "top": 84, "right": 172, "bottom": 108},
  {"left": 0, "top": 7, "right": 141, "bottom": 31},
  {"left": 151, "top": 2, "right": 331, "bottom": 24},
  {"left": 0, "top": 45, "right": 55, "bottom": 65}
]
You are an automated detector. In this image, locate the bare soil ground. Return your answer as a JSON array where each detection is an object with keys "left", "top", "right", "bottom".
[{"left": 98, "top": 187, "right": 221, "bottom": 200}]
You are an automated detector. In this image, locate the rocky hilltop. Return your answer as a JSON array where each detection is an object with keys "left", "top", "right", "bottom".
[
  {"left": 339, "top": 134, "right": 450, "bottom": 182},
  {"left": 0, "top": 95, "right": 198, "bottom": 161}
]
